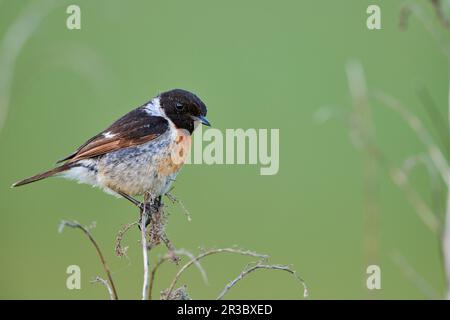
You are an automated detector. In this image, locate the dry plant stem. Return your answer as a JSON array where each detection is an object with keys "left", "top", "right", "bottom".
[
  {"left": 352, "top": 137, "right": 440, "bottom": 233},
  {"left": 165, "top": 248, "right": 269, "bottom": 299},
  {"left": 149, "top": 255, "right": 167, "bottom": 300},
  {"left": 141, "top": 193, "right": 151, "bottom": 300},
  {"left": 430, "top": 0, "right": 450, "bottom": 28},
  {"left": 346, "top": 61, "right": 380, "bottom": 275},
  {"left": 161, "top": 234, "right": 178, "bottom": 261},
  {"left": 402, "top": 153, "right": 444, "bottom": 216},
  {"left": 389, "top": 166, "right": 440, "bottom": 233},
  {"left": 391, "top": 251, "right": 440, "bottom": 299},
  {"left": 166, "top": 192, "right": 192, "bottom": 221},
  {"left": 444, "top": 170, "right": 450, "bottom": 299},
  {"left": 399, "top": 2, "right": 450, "bottom": 58},
  {"left": 418, "top": 88, "right": 450, "bottom": 159},
  {"left": 59, "top": 220, "right": 118, "bottom": 300},
  {"left": 344, "top": 88, "right": 440, "bottom": 233},
  {"left": 175, "top": 249, "right": 209, "bottom": 285},
  {"left": 115, "top": 220, "right": 138, "bottom": 257},
  {"left": 140, "top": 214, "right": 149, "bottom": 300},
  {"left": 346, "top": 61, "right": 444, "bottom": 294},
  {"left": 91, "top": 276, "right": 115, "bottom": 300},
  {"left": 348, "top": 124, "right": 440, "bottom": 233},
  {"left": 374, "top": 91, "right": 448, "bottom": 233},
  {"left": 448, "top": 78, "right": 450, "bottom": 130},
  {"left": 346, "top": 6, "right": 450, "bottom": 298},
  {"left": 444, "top": 79, "right": 450, "bottom": 299},
  {"left": 375, "top": 91, "right": 450, "bottom": 187},
  {"left": 217, "top": 263, "right": 308, "bottom": 300},
  {"left": 149, "top": 249, "right": 209, "bottom": 300}
]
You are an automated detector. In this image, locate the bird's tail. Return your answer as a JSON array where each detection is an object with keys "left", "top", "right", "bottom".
[{"left": 11, "top": 164, "right": 71, "bottom": 188}]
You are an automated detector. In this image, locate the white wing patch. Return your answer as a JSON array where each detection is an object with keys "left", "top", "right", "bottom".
[{"left": 103, "top": 131, "right": 117, "bottom": 139}]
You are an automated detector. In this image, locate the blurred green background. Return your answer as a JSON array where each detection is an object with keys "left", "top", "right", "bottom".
[{"left": 0, "top": 0, "right": 449, "bottom": 299}]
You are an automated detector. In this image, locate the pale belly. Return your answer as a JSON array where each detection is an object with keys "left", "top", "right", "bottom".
[{"left": 95, "top": 129, "right": 191, "bottom": 196}]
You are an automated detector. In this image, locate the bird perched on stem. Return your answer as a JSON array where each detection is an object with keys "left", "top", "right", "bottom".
[{"left": 12, "top": 89, "right": 210, "bottom": 212}]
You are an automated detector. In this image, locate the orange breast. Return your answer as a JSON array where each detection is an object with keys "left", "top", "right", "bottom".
[{"left": 157, "top": 129, "right": 191, "bottom": 176}]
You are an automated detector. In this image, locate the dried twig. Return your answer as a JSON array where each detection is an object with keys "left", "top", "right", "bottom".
[
  {"left": 399, "top": 152, "right": 444, "bottom": 209},
  {"left": 161, "top": 234, "right": 179, "bottom": 263},
  {"left": 418, "top": 88, "right": 450, "bottom": 159},
  {"left": 59, "top": 220, "right": 118, "bottom": 300},
  {"left": 166, "top": 192, "right": 192, "bottom": 221},
  {"left": 345, "top": 90, "right": 441, "bottom": 233},
  {"left": 345, "top": 90, "right": 440, "bottom": 233},
  {"left": 443, "top": 171, "right": 450, "bottom": 299},
  {"left": 161, "top": 285, "right": 191, "bottom": 300},
  {"left": 346, "top": 60, "right": 380, "bottom": 274},
  {"left": 217, "top": 263, "right": 308, "bottom": 300},
  {"left": 389, "top": 163, "right": 441, "bottom": 234},
  {"left": 141, "top": 193, "right": 151, "bottom": 300},
  {"left": 443, "top": 77, "right": 450, "bottom": 299},
  {"left": 430, "top": 0, "right": 450, "bottom": 28},
  {"left": 149, "top": 254, "right": 169, "bottom": 300},
  {"left": 344, "top": 60, "right": 445, "bottom": 296},
  {"left": 148, "top": 248, "right": 209, "bottom": 300},
  {"left": 375, "top": 91, "right": 450, "bottom": 187},
  {"left": 175, "top": 249, "right": 209, "bottom": 285},
  {"left": 391, "top": 250, "right": 440, "bottom": 299},
  {"left": 115, "top": 220, "right": 138, "bottom": 258},
  {"left": 91, "top": 276, "right": 115, "bottom": 300},
  {"left": 164, "top": 248, "right": 269, "bottom": 299},
  {"left": 399, "top": 2, "right": 450, "bottom": 58}
]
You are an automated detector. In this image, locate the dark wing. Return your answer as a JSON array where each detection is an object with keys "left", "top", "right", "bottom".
[{"left": 58, "top": 108, "right": 169, "bottom": 163}]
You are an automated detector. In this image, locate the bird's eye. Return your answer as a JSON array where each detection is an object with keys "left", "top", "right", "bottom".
[{"left": 175, "top": 103, "right": 184, "bottom": 111}]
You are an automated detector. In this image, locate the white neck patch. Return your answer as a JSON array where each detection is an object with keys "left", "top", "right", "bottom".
[
  {"left": 144, "top": 97, "right": 166, "bottom": 117},
  {"left": 143, "top": 96, "right": 177, "bottom": 135}
]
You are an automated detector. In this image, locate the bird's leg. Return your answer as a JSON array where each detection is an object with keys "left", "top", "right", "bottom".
[
  {"left": 118, "top": 191, "right": 143, "bottom": 209},
  {"left": 118, "top": 191, "right": 150, "bottom": 221},
  {"left": 118, "top": 191, "right": 159, "bottom": 213},
  {"left": 153, "top": 195, "right": 162, "bottom": 209},
  {"left": 119, "top": 191, "right": 162, "bottom": 228}
]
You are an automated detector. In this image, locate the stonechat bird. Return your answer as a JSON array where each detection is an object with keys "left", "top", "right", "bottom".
[{"left": 12, "top": 89, "right": 210, "bottom": 211}]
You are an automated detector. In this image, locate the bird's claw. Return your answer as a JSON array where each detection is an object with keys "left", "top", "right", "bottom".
[{"left": 138, "top": 197, "right": 162, "bottom": 229}]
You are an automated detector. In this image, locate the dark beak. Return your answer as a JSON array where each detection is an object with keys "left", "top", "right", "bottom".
[{"left": 195, "top": 115, "right": 211, "bottom": 127}]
